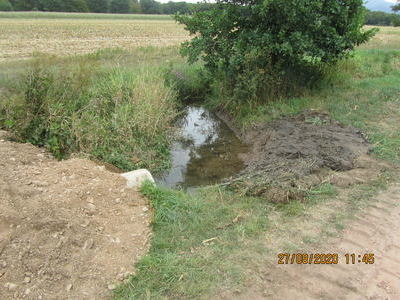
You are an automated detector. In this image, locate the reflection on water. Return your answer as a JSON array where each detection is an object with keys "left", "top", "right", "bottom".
[{"left": 155, "top": 106, "right": 248, "bottom": 188}]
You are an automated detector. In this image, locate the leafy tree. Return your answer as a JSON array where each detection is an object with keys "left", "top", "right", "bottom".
[
  {"left": 393, "top": 1, "right": 400, "bottom": 12},
  {"left": 9, "top": 0, "right": 39, "bottom": 10},
  {"left": 87, "top": 0, "right": 108, "bottom": 12},
  {"left": 392, "top": 0, "right": 400, "bottom": 26},
  {"left": 37, "top": 0, "right": 63, "bottom": 11},
  {"left": 63, "top": 0, "right": 89, "bottom": 12},
  {"left": 0, "top": 0, "right": 13, "bottom": 10},
  {"left": 162, "top": 1, "right": 191, "bottom": 14},
  {"left": 110, "top": 0, "right": 130, "bottom": 13},
  {"left": 176, "top": 0, "right": 376, "bottom": 101},
  {"left": 37, "top": 0, "right": 89, "bottom": 12},
  {"left": 365, "top": 9, "right": 396, "bottom": 26},
  {"left": 140, "top": 0, "right": 160, "bottom": 14},
  {"left": 130, "top": 0, "right": 141, "bottom": 13}
]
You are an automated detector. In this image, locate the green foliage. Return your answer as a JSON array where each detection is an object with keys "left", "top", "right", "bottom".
[
  {"left": 365, "top": 9, "right": 399, "bottom": 26},
  {"left": 393, "top": 1, "right": 400, "bottom": 12},
  {"left": 10, "top": 0, "right": 89, "bottom": 12},
  {"left": 87, "top": 0, "right": 109, "bottom": 13},
  {"left": 63, "top": 0, "right": 89, "bottom": 12},
  {"left": 140, "top": 0, "right": 160, "bottom": 14},
  {"left": 130, "top": 0, "right": 141, "bottom": 13},
  {"left": 0, "top": 0, "right": 13, "bottom": 10},
  {"left": 162, "top": 1, "right": 193, "bottom": 14},
  {"left": 176, "top": 0, "right": 376, "bottom": 103},
  {"left": 115, "top": 183, "right": 268, "bottom": 298},
  {"left": 393, "top": 16, "right": 400, "bottom": 27},
  {"left": 392, "top": 1, "right": 400, "bottom": 27},
  {"left": 164, "top": 63, "right": 210, "bottom": 102},
  {"left": 9, "top": 0, "right": 37, "bottom": 10},
  {"left": 36, "top": 0, "right": 62, "bottom": 11},
  {"left": 110, "top": 0, "right": 130, "bottom": 13},
  {"left": 0, "top": 54, "right": 178, "bottom": 172},
  {"left": 6, "top": 0, "right": 210, "bottom": 14}
]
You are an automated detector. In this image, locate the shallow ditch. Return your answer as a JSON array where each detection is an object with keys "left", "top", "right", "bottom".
[{"left": 155, "top": 105, "right": 249, "bottom": 188}]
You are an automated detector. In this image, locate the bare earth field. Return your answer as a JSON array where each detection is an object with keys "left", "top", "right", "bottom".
[{"left": 0, "top": 16, "right": 187, "bottom": 62}]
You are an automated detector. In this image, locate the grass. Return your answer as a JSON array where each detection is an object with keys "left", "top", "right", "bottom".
[
  {"left": 361, "top": 26, "right": 400, "bottom": 50},
  {"left": 115, "top": 182, "right": 269, "bottom": 298},
  {"left": 115, "top": 27, "right": 400, "bottom": 298},
  {"left": 0, "top": 48, "right": 184, "bottom": 173},
  {"left": 0, "top": 15, "right": 399, "bottom": 299}
]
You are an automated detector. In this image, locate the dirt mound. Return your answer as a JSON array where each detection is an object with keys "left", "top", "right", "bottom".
[
  {"left": 0, "top": 131, "right": 151, "bottom": 299},
  {"left": 244, "top": 111, "right": 371, "bottom": 172},
  {"left": 228, "top": 111, "right": 377, "bottom": 202}
]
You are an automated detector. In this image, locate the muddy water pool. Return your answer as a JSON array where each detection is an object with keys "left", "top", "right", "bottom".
[{"left": 155, "top": 106, "right": 249, "bottom": 189}]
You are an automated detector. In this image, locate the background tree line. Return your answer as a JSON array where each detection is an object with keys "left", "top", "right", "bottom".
[
  {"left": 0, "top": 0, "right": 399, "bottom": 26},
  {"left": 0, "top": 0, "right": 203, "bottom": 14},
  {"left": 365, "top": 9, "right": 400, "bottom": 26}
]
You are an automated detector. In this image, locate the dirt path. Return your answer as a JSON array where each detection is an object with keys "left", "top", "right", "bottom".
[
  {"left": 233, "top": 183, "right": 400, "bottom": 300},
  {"left": 0, "top": 131, "right": 151, "bottom": 299}
]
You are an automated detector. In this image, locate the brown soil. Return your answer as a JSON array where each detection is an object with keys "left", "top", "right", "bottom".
[
  {"left": 224, "top": 182, "right": 400, "bottom": 300},
  {"left": 0, "top": 131, "right": 151, "bottom": 299},
  {"left": 227, "top": 111, "right": 379, "bottom": 202}
]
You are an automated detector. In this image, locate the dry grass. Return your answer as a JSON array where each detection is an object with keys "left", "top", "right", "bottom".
[
  {"left": 360, "top": 25, "right": 400, "bottom": 50},
  {"left": 0, "top": 14, "right": 188, "bottom": 62}
]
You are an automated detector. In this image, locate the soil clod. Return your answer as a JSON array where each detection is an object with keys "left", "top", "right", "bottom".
[{"left": 227, "top": 111, "right": 378, "bottom": 202}]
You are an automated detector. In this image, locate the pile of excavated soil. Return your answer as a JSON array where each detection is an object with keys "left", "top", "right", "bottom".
[
  {"left": 227, "top": 111, "right": 385, "bottom": 202},
  {"left": 243, "top": 111, "right": 372, "bottom": 172},
  {"left": 0, "top": 131, "right": 151, "bottom": 299}
]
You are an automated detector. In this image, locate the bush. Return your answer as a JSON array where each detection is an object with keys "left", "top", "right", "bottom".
[
  {"left": 176, "top": 0, "right": 376, "bottom": 103},
  {"left": 393, "top": 15, "right": 400, "bottom": 27},
  {"left": 0, "top": 0, "right": 13, "bottom": 11},
  {"left": 0, "top": 57, "right": 178, "bottom": 172}
]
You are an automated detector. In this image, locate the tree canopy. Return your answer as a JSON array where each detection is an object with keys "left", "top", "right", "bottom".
[
  {"left": 393, "top": 1, "right": 400, "bottom": 12},
  {"left": 0, "top": 0, "right": 13, "bottom": 11},
  {"left": 176, "top": 0, "right": 376, "bottom": 101}
]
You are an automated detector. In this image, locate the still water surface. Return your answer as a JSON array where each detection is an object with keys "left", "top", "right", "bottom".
[{"left": 155, "top": 106, "right": 248, "bottom": 188}]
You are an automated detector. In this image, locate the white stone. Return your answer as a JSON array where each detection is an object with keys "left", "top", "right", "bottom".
[{"left": 121, "top": 169, "right": 155, "bottom": 190}]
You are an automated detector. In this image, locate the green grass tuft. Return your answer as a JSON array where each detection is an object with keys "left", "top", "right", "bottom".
[{"left": 115, "top": 183, "right": 269, "bottom": 298}]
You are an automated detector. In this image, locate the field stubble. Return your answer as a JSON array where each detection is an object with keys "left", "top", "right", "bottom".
[{"left": 0, "top": 16, "right": 188, "bottom": 61}]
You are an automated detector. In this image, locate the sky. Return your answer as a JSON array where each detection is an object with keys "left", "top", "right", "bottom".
[
  {"left": 157, "top": 0, "right": 398, "bottom": 13},
  {"left": 364, "top": 0, "right": 398, "bottom": 12}
]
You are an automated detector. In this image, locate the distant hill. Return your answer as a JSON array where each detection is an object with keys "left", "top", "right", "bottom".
[{"left": 365, "top": 0, "right": 396, "bottom": 13}]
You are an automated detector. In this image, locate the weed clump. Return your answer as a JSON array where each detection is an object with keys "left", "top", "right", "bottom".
[{"left": 0, "top": 56, "right": 178, "bottom": 172}]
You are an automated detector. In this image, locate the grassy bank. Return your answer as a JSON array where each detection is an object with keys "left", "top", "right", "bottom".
[{"left": 0, "top": 47, "right": 184, "bottom": 172}]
